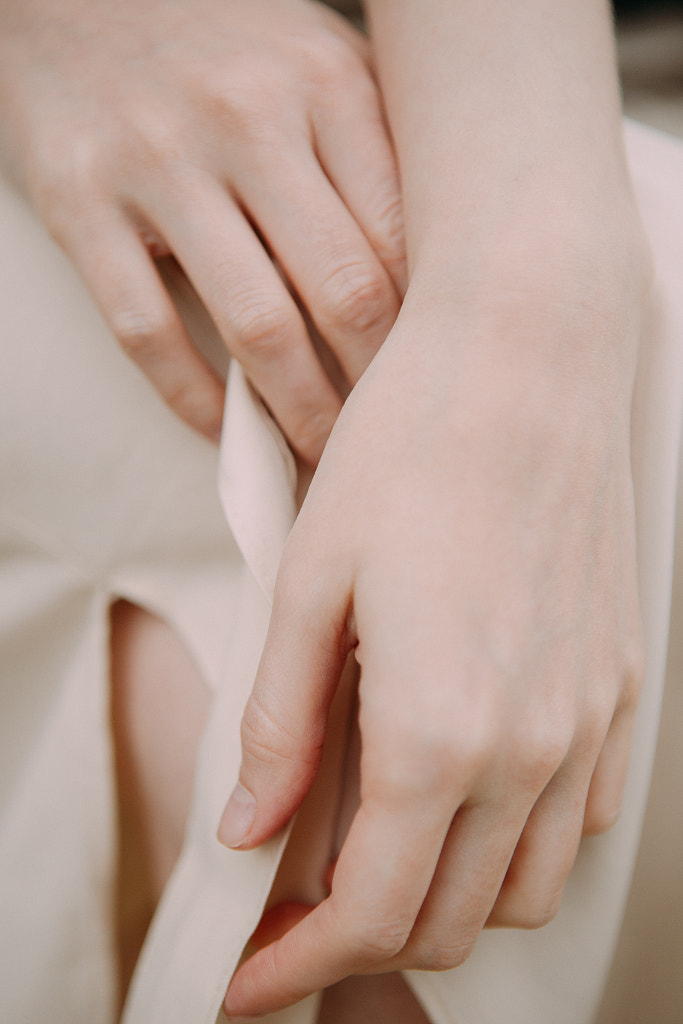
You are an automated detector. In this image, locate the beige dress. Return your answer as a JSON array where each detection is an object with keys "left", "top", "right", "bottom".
[{"left": 1, "top": 118, "right": 682, "bottom": 1024}]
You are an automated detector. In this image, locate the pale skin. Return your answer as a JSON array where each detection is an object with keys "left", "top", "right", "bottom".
[
  {"left": 0, "top": 0, "right": 651, "bottom": 1021},
  {"left": 221, "top": 0, "right": 650, "bottom": 1018},
  {"left": 0, "top": 0, "right": 405, "bottom": 460}
]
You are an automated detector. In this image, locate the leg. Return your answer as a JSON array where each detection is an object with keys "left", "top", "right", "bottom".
[{"left": 110, "top": 600, "right": 211, "bottom": 1007}]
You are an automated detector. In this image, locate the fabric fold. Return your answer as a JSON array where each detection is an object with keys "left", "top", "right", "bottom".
[
  {"left": 123, "top": 366, "right": 301, "bottom": 1024},
  {"left": 115, "top": 119, "right": 683, "bottom": 1024},
  {"left": 218, "top": 364, "right": 298, "bottom": 600}
]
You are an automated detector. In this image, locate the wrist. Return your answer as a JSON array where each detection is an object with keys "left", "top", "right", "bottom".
[{"left": 404, "top": 183, "right": 651, "bottom": 337}]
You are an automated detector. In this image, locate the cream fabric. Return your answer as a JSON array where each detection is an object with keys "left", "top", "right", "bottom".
[{"left": 1, "top": 118, "right": 682, "bottom": 1024}]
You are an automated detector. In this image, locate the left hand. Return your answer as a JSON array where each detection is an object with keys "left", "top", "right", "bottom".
[{"left": 0, "top": 0, "right": 405, "bottom": 458}]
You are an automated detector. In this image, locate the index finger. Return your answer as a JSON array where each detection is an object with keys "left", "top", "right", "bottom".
[{"left": 224, "top": 766, "right": 457, "bottom": 1019}]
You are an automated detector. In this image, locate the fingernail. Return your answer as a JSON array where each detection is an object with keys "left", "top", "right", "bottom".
[{"left": 217, "top": 783, "right": 256, "bottom": 849}]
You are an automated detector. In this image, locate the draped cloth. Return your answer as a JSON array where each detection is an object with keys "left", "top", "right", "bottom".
[{"left": 1, "top": 119, "right": 682, "bottom": 1024}]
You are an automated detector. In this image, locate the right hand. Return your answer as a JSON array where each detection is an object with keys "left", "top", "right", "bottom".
[
  {"left": 220, "top": 232, "right": 647, "bottom": 1017},
  {"left": 0, "top": 0, "right": 405, "bottom": 457}
]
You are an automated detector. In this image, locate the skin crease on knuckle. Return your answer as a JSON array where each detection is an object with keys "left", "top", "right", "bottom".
[
  {"left": 110, "top": 308, "right": 171, "bottom": 360},
  {"left": 583, "top": 799, "right": 623, "bottom": 837},
  {"left": 495, "top": 891, "right": 564, "bottom": 932},
  {"left": 206, "top": 60, "right": 292, "bottom": 148},
  {"left": 317, "top": 261, "right": 396, "bottom": 338},
  {"left": 407, "top": 937, "right": 477, "bottom": 973},
  {"left": 513, "top": 720, "right": 576, "bottom": 792},
  {"left": 162, "top": 374, "right": 214, "bottom": 428},
  {"left": 619, "top": 637, "right": 646, "bottom": 714},
  {"left": 239, "top": 691, "right": 321, "bottom": 773},
  {"left": 329, "top": 898, "right": 413, "bottom": 967},
  {"left": 228, "top": 298, "right": 297, "bottom": 363}
]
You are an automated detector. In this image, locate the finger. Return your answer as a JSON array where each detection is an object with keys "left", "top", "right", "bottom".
[
  {"left": 63, "top": 211, "right": 226, "bottom": 441},
  {"left": 583, "top": 699, "right": 637, "bottom": 835},
  {"left": 237, "top": 146, "right": 401, "bottom": 386},
  {"left": 217, "top": 552, "right": 352, "bottom": 851},
  {"left": 388, "top": 801, "right": 528, "bottom": 971},
  {"left": 487, "top": 763, "right": 589, "bottom": 928},
  {"left": 225, "top": 788, "right": 455, "bottom": 1020},
  {"left": 143, "top": 175, "right": 343, "bottom": 464},
  {"left": 312, "top": 77, "right": 407, "bottom": 295}
]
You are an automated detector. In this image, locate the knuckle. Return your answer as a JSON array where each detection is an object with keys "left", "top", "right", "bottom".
[
  {"left": 619, "top": 638, "right": 645, "bottom": 713},
  {"left": 346, "top": 920, "right": 410, "bottom": 963},
  {"left": 583, "top": 801, "right": 622, "bottom": 836},
  {"left": 514, "top": 893, "right": 563, "bottom": 930},
  {"left": 428, "top": 721, "right": 497, "bottom": 782},
  {"left": 125, "top": 109, "right": 184, "bottom": 169},
  {"left": 411, "top": 938, "right": 476, "bottom": 972},
  {"left": 113, "top": 309, "right": 170, "bottom": 359},
  {"left": 451, "top": 716, "right": 501, "bottom": 777},
  {"left": 162, "top": 376, "right": 214, "bottom": 428},
  {"left": 368, "top": 753, "right": 429, "bottom": 804},
  {"left": 573, "top": 693, "right": 614, "bottom": 759},
  {"left": 318, "top": 263, "right": 393, "bottom": 337},
  {"left": 212, "top": 61, "right": 284, "bottom": 141},
  {"left": 367, "top": 727, "right": 444, "bottom": 800},
  {"left": 367, "top": 710, "right": 498, "bottom": 801},
  {"left": 240, "top": 690, "right": 321, "bottom": 773},
  {"left": 228, "top": 297, "right": 294, "bottom": 358},
  {"left": 328, "top": 896, "right": 410, "bottom": 963},
  {"left": 286, "top": 407, "right": 334, "bottom": 463},
  {"left": 515, "top": 719, "right": 573, "bottom": 789},
  {"left": 300, "top": 30, "right": 362, "bottom": 89}
]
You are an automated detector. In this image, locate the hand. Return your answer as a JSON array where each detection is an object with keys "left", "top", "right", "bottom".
[
  {"left": 218, "top": 235, "right": 648, "bottom": 1017},
  {"left": 0, "top": 0, "right": 404, "bottom": 457}
]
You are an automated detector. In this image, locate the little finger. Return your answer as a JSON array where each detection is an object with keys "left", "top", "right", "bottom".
[
  {"left": 64, "top": 212, "right": 225, "bottom": 440},
  {"left": 583, "top": 696, "right": 639, "bottom": 835},
  {"left": 487, "top": 759, "right": 593, "bottom": 928}
]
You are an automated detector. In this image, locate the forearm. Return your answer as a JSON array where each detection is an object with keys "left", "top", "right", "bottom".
[{"left": 365, "top": 0, "right": 641, "bottom": 300}]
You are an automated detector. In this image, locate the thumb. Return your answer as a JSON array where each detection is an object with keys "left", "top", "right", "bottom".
[{"left": 217, "top": 559, "right": 352, "bottom": 850}]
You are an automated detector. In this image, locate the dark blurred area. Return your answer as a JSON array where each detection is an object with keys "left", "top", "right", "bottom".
[
  {"left": 614, "top": 0, "right": 683, "bottom": 14},
  {"left": 613, "top": 0, "right": 683, "bottom": 137}
]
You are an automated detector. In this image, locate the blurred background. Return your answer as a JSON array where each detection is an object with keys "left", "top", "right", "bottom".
[{"left": 616, "top": 0, "right": 683, "bottom": 136}]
